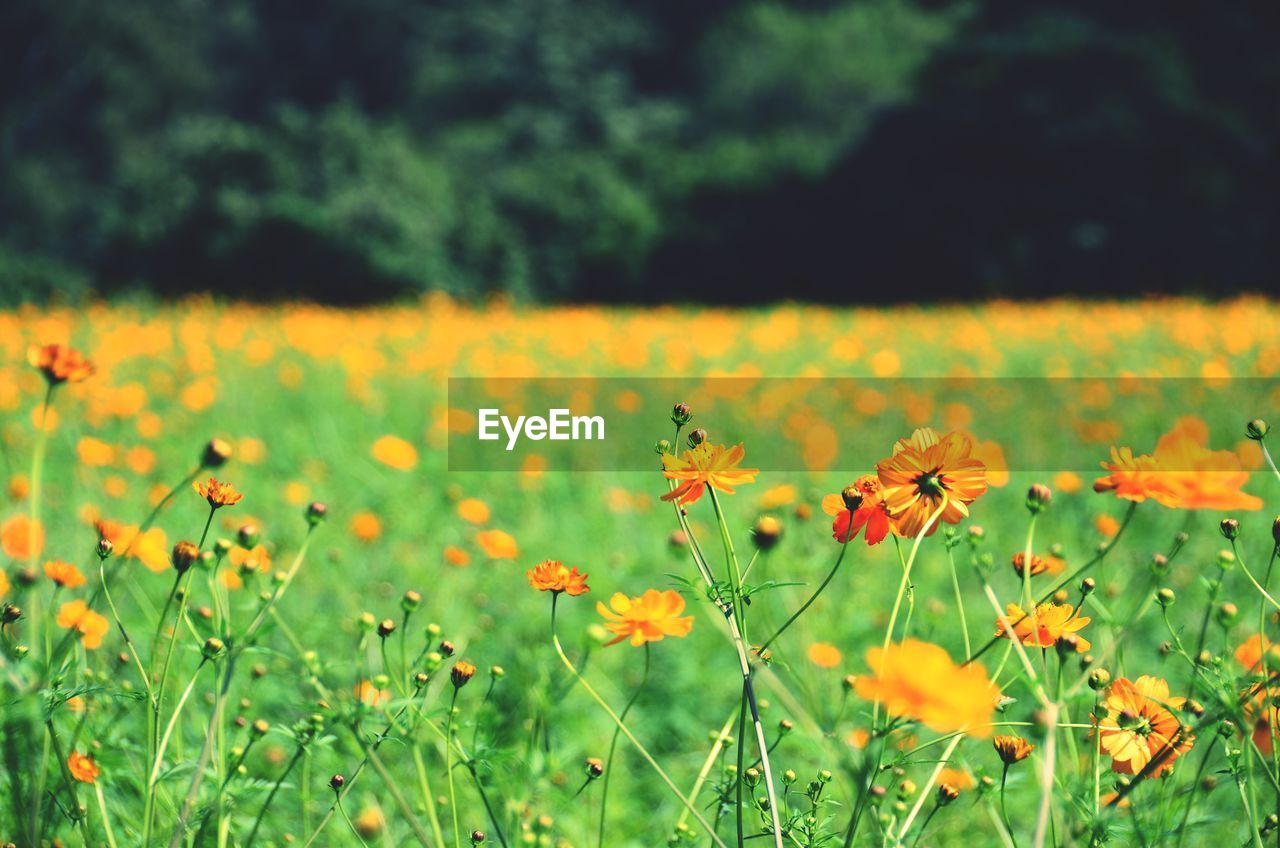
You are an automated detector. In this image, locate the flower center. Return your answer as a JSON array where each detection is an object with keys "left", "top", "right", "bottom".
[{"left": 915, "top": 471, "right": 945, "bottom": 497}]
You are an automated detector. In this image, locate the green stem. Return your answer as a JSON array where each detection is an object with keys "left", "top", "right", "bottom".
[
  {"left": 598, "top": 644, "right": 650, "bottom": 848},
  {"left": 550, "top": 594, "right": 726, "bottom": 848}
]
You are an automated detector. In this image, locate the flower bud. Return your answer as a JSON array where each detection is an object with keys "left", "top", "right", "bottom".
[
  {"left": 1088, "top": 668, "right": 1111, "bottom": 690},
  {"left": 377, "top": 619, "right": 396, "bottom": 639},
  {"left": 402, "top": 590, "right": 422, "bottom": 613},
  {"left": 237, "top": 524, "right": 260, "bottom": 549},
  {"left": 413, "top": 672, "right": 429, "bottom": 689},
  {"left": 357, "top": 612, "right": 376, "bottom": 632},
  {"left": 306, "top": 501, "right": 327, "bottom": 526},
  {"left": 1247, "top": 419, "right": 1270, "bottom": 441},
  {"left": 1026, "top": 483, "right": 1052, "bottom": 513},
  {"left": 1, "top": 603, "right": 21, "bottom": 624},
  {"left": 841, "top": 485, "right": 864, "bottom": 511},
  {"left": 654, "top": 439, "right": 671, "bottom": 456},
  {"left": 214, "top": 538, "right": 232, "bottom": 556},
  {"left": 1080, "top": 577, "right": 1096, "bottom": 596},
  {"left": 202, "top": 637, "right": 226, "bottom": 660},
  {"left": 490, "top": 665, "right": 505, "bottom": 679},
  {"left": 743, "top": 767, "right": 761, "bottom": 787},
  {"left": 172, "top": 540, "right": 200, "bottom": 574},
  {"left": 252, "top": 719, "right": 270, "bottom": 737},
  {"left": 439, "top": 640, "right": 456, "bottom": 657},
  {"left": 671, "top": 402, "right": 692, "bottom": 427},
  {"left": 752, "top": 516, "right": 783, "bottom": 551},
  {"left": 1220, "top": 518, "right": 1240, "bottom": 541},
  {"left": 451, "top": 660, "right": 476, "bottom": 689},
  {"left": 470, "top": 831, "right": 486, "bottom": 845},
  {"left": 937, "top": 783, "right": 960, "bottom": 805},
  {"left": 686, "top": 428, "right": 707, "bottom": 448},
  {"left": 1218, "top": 549, "right": 1236, "bottom": 569},
  {"left": 329, "top": 774, "right": 345, "bottom": 791},
  {"left": 1273, "top": 516, "right": 1280, "bottom": 548},
  {"left": 1217, "top": 602, "right": 1239, "bottom": 626},
  {"left": 202, "top": 438, "right": 233, "bottom": 468},
  {"left": 1156, "top": 588, "right": 1175, "bottom": 607},
  {"left": 585, "top": 757, "right": 604, "bottom": 779}
]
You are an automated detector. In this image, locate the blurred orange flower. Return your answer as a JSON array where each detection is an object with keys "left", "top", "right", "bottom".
[
  {"left": 443, "top": 545, "right": 470, "bottom": 567},
  {"left": 67, "top": 751, "right": 99, "bottom": 783},
  {"left": 660, "top": 442, "right": 759, "bottom": 506},
  {"left": 1, "top": 515, "right": 44, "bottom": 560},
  {"left": 526, "top": 560, "right": 589, "bottom": 596},
  {"left": 372, "top": 435, "right": 418, "bottom": 471},
  {"left": 1097, "top": 676, "right": 1193, "bottom": 778},
  {"left": 355, "top": 680, "right": 390, "bottom": 707},
  {"left": 876, "top": 428, "right": 987, "bottom": 537},
  {"left": 854, "top": 639, "right": 998, "bottom": 735},
  {"left": 44, "top": 560, "right": 86, "bottom": 589},
  {"left": 597, "top": 589, "right": 694, "bottom": 647},
  {"left": 351, "top": 512, "right": 382, "bottom": 543},
  {"left": 1235, "top": 634, "right": 1280, "bottom": 672},
  {"left": 807, "top": 642, "right": 842, "bottom": 668},
  {"left": 56, "top": 600, "right": 109, "bottom": 650},
  {"left": 475, "top": 529, "right": 517, "bottom": 559},
  {"left": 457, "top": 498, "right": 490, "bottom": 525},
  {"left": 28, "top": 344, "right": 94, "bottom": 385},
  {"left": 1095, "top": 426, "right": 1262, "bottom": 511}
]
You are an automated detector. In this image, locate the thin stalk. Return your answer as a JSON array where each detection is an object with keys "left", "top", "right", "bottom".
[
  {"left": 597, "top": 644, "right": 650, "bottom": 848},
  {"left": 447, "top": 688, "right": 461, "bottom": 848},
  {"left": 550, "top": 595, "right": 726, "bottom": 848}
]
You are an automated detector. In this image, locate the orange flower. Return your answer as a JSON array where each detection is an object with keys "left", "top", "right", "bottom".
[
  {"left": 457, "top": 498, "right": 491, "bottom": 525},
  {"left": 821, "top": 475, "right": 892, "bottom": 545},
  {"left": 807, "top": 642, "right": 842, "bottom": 668},
  {"left": 1097, "top": 676, "right": 1194, "bottom": 778},
  {"left": 1095, "top": 426, "right": 1262, "bottom": 511},
  {"left": 597, "top": 589, "right": 694, "bottom": 647},
  {"left": 993, "top": 735, "right": 1034, "bottom": 764},
  {"left": 475, "top": 529, "right": 517, "bottom": 560},
  {"left": 1236, "top": 634, "right": 1280, "bottom": 672},
  {"left": 526, "top": 560, "right": 589, "bottom": 596},
  {"left": 28, "top": 344, "right": 94, "bottom": 385},
  {"left": 854, "top": 639, "right": 998, "bottom": 735},
  {"left": 0, "top": 569, "right": 8, "bottom": 597},
  {"left": 660, "top": 442, "right": 759, "bottom": 506},
  {"left": 443, "top": 545, "right": 471, "bottom": 567},
  {"left": 56, "top": 600, "right": 110, "bottom": 650},
  {"left": 44, "top": 560, "right": 86, "bottom": 589},
  {"left": 228, "top": 544, "right": 271, "bottom": 573},
  {"left": 1, "top": 515, "right": 44, "bottom": 560},
  {"left": 1246, "top": 690, "right": 1280, "bottom": 756},
  {"left": 67, "top": 751, "right": 99, "bottom": 783},
  {"left": 995, "top": 602, "right": 1092, "bottom": 652},
  {"left": 193, "top": 478, "right": 243, "bottom": 508},
  {"left": 1011, "top": 552, "right": 1065, "bottom": 577},
  {"left": 372, "top": 435, "right": 418, "bottom": 471},
  {"left": 875, "top": 429, "right": 987, "bottom": 537},
  {"left": 351, "top": 511, "right": 382, "bottom": 542},
  {"left": 355, "top": 680, "right": 390, "bottom": 707}
]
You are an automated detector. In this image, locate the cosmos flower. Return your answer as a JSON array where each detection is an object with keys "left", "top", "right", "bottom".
[
  {"left": 28, "top": 344, "right": 94, "bottom": 385},
  {"left": 994, "top": 602, "right": 1092, "bottom": 652},
  {"left": 526, "top": 560, "right": 590, "bottom": 596},
  {"left": 660, "top": 442, "right": 759, "bottom": 506},
  {"left": 854, "top": 639, "right": 999, "bottom": 735},
  {"left": 597, "top": 589, "right": 694, "bottom": 647},
  {"left": 56, "top": 600, "right": 110, "bottom": 650},
  {"left": 44, "top": 560, "right": 86, "bottom": 589},
  {"left": 876, "top": 429, "right": 987, "bottom": 537},
  {"left": 67, "top": 751, "right": 100, "bottom": 784},
  {"left": 1096, "top": 675, "right": 1194, "bottom": 778},
  {"left": 821, "top": 475, "right": 892, "bottom": 545},
  {"left": 194, "top": 478, "right": 243, "bottom": 509}
]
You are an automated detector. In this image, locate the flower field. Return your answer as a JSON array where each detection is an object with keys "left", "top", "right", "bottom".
[{"left": 3, "top": 296, "right": 1280, "bottom": 847}]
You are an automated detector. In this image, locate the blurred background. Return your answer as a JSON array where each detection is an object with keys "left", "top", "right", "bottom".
[{"left": 2, "top": 1, "right": 1277, "bottom": 305}]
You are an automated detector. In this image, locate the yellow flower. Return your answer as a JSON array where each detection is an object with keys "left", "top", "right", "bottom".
[
  {"left": 854, "top": 639, "right": 998, "bottom": 735},
  {"left": 28, "top": 344, "right": 94, "bottom": 385},
  {"left": 193, "top": 478, "right": 243, "bottom": 508},
  {"left": 597, "top": 589, "right": 694, "bottom": 647},
  {"left": 875, "top": 429, "right": 987, "bottom": 537},
  {"left": 67, "top": 751, "right": 100, "bottom": 784},
  {"left": 372, "top": 435, "right": 418, "bottom": 471},
  {"left": 1097, "top": 675, "right": 1194, "bottom": 778},
  {"left": 526, "top": 560, "right": 589, "bottom": 596},
  {"left": 660, "top": 442, "right": 759, "bottom": 506},
  {"left": 994, "top": 602, "right": 1091, "bottom": 652}
]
